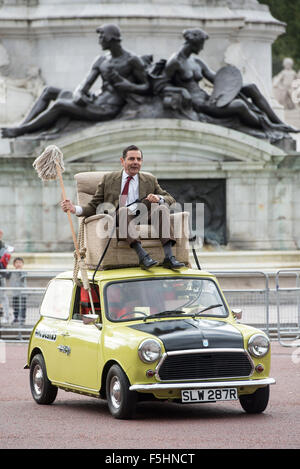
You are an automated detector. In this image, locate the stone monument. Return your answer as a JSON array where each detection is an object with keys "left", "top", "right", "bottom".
[
  {"left": 273, "top": 58, "right": 300, "bottom": 140},
  {"left": 273, "top": 58, "right": 297, "bottom": 110},
  {"left": 1, "top": 0, "right": 300, "bottom": 255},
  {"left": 1, "top": 24, "right": 296, "bottom": 146},
  {"left": 0, "top": 41, "right": 44, "bottom": 125},
  {"left": 0, "top": 0, "right": 286, "bottom": 102}
]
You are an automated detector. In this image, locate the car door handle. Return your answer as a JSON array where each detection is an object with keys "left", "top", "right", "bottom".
[
  {"left": 57, "top": 345, "right": 71, "bottom": 355},
  {"left": 61, "top": 332, "right": 70, "bottom": 337}
]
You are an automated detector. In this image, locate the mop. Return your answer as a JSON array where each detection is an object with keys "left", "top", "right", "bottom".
[{"left": 33, "top": 144, "right": 96, "bottom": 315}]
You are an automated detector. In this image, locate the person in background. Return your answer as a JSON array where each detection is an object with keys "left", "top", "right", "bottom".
[
  {"left": 0, "top": 229, "right": 4, "bottom": 250},
  {"left": 9, "top": 257, "right": 27, "bottom": 326},
  {"left": 0, "top": 229, "right": 13, "bottom": 324}
]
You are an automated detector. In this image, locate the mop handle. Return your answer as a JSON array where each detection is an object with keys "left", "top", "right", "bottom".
[{"left": 55, "top": 162, "right": 81, "bottom": 258}]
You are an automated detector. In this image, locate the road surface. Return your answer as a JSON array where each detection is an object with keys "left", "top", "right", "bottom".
[{"left": 0, "top": 341, "right": 299, "bottom": 450}]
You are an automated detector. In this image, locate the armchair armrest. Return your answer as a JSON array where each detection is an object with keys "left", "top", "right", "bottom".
[{"left": 84, "top": 213, "right": 114, "bottom": 225}]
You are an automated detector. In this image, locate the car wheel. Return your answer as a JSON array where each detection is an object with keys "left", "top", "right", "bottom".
[
  {"left": 30, "top": 354, "right": 58, "bottom": 405},
  {"left": 106, "top": 364, "right": 137, "bottom": 419},
  {"left": 239, "top": 385, "right": 269, "bottom": 414}
]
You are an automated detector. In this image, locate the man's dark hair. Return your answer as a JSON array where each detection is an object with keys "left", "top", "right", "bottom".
[{"left": 122, "top": 145, "right": 143, "bottom": 159}]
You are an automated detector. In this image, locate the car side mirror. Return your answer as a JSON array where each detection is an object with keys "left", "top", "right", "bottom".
[
  {"left": 82, "top": 314, "right": 102, "bottom": 329},
  {"left": 232, "top": 308, "right": 242, "bottom": 320}
]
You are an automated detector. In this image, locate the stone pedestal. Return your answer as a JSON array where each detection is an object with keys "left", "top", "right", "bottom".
[
  {"left": 1, "top": 1, "right": 298, "bottom": 256},
  {"left": 1, "top": 119, "right": 300, "bottom": 252}
]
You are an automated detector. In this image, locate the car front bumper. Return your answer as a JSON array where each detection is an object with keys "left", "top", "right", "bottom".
[{"left": 129, "top": 377, "right": 275, "bottom": 392}]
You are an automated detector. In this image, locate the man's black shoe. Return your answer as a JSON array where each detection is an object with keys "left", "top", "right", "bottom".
[
  {"left": 162, "top": 256, "right": 185, "bottom": 270},
  {"left": 139, "top": 254, "right": 158, "bottom": 270}
]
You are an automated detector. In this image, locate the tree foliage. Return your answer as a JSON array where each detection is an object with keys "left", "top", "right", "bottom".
[{"left": 258, "top": 0, "right": 300, "bottom": 74}]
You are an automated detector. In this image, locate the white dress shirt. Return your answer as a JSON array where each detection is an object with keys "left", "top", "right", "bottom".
[{"left": 121, "top": 171, "right": 139, "bottom": 213}]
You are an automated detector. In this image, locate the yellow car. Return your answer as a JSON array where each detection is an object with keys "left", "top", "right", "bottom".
[{"left": 26, "top": 267, "right": 275, "bottom": 419}]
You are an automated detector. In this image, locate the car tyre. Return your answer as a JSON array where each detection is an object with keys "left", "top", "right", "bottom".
[
  {"left": 239, "top": 385, "right": 269, "bottom": 414},
  {"left": 30, "top": 353, "right": 58, "bottom": 405},
  {"left": 106, "top": 364, "right": 137, "bottom": 419}
]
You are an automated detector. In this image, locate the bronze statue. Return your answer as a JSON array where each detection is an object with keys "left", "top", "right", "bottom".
[
  {"left": 1, "top": 24, "right": 150, "bottom": 138},
  {"left": 160, "top": 28, "right": 296, "bottom": 134},
  {"left": 1, "top": 25, "right": 297, "bottom": 144}
]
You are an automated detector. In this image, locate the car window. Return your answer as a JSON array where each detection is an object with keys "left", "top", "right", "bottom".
[
  {"left": 72, "top": 285, "right": 101, "bottom": 320},
  {"left": 40, "top": 279, "right": 73, "bottom": 320},
  {"left": 105, "top": 277, "right": 228, "bottom": 322}
]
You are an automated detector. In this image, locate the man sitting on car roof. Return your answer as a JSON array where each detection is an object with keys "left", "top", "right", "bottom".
[{"left": 61, "top": 145, "right": 185, "bottom": 271}]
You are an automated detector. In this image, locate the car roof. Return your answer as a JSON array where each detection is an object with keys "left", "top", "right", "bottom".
[{"left": 55, "top": 266, "right": 215, "bottom": 283}]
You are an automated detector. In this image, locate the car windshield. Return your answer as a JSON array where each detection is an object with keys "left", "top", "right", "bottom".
[{"left": 105, "top": 277, "right": 228, "bottom": 322}]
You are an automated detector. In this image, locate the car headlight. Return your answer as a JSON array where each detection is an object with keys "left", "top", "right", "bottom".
[
  {"left": 138, "top": 339, "right": 162, "bottom": 363},
  {"left": 248, "top": 334, "right": 270, "bottom": 357}
]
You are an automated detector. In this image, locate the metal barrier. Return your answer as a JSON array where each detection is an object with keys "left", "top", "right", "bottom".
[
  {"left": 0, "top": 286, "right": 45, "bottom": 341},
  {"left": 212, "top": 271, "right": 270, "bottom": 336},
  {"left": 0, "top": 268, "right": 300, "bottom": 345},
  {"left": 0, "top": 269, "right": 61, "bottom": 342},
  {"left": 275, "top": 269, "right": 300, "bottom": 347}
]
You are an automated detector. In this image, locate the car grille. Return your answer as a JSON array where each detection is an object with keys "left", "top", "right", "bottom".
[{"left": 157, "top": 350, "right": 253, "bottom": 381}]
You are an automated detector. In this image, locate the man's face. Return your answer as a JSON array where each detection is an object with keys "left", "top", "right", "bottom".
[
  {"left": 0, "top": 230, "right": 3, "bottom": 240},
  {"left": 120, "top": 150, "right": 143, "bottom": 177}
]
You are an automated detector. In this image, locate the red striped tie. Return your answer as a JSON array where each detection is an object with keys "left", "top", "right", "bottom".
[{"left": 120, "top": 175, "right": 133, "bottom": 206}]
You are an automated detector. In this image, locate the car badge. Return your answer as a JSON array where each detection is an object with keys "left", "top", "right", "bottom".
[{"left": 202, "top": 339, "right": 209, "bottom": 347}]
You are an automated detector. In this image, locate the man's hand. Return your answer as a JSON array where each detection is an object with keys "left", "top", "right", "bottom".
[
  {"left": 61, "top": 199, "right": 76, "bottom": 214},
  {"left": 146, "top": 194, "right": 160, "bottom": 203}
]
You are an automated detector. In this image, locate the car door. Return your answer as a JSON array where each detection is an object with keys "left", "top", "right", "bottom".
[
  {"left": 39, "top": 278, "right": 74, "bottom": 384},
  {"left": 58, "top": 285, "right": 102, "bottom": 391}
]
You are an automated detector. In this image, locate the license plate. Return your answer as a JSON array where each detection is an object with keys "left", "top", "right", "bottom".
[{"left": 181, "top": 387, "right": 238, "bottom": 403}]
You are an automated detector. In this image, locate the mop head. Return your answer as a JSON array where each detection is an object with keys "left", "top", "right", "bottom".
[{"left": 33, "top": 144, "right": 65, "bottom": 181}]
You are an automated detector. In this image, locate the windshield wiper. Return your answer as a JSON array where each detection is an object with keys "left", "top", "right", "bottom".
[
  {"left": 143, "top": 310, "right": 187, "bottom": 322},
  {"left": 192, "top": 303, "right": 223, "bottom": 318},
  {"left": 143, "top": 304, "right": 224, "bottom": 322}
]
